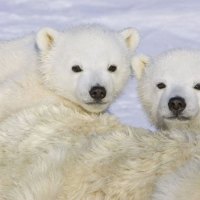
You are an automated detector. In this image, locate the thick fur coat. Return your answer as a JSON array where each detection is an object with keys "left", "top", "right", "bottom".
[
  {"left": 0, "top": 25, "right": 139, "bottom": 120},
  {"left": 0, "top": 104, "right": 200, "bottom": 200}
]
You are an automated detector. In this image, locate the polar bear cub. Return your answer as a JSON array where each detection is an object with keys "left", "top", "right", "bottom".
[
  {"left": 0, "top": 25, "right": 139, "bottom": 120},
  {"left": 132, "top": 50, "right": 200, "bottom": 131},
  {"left": 132, "top": 50, "right": 200, "bottom": 200}
]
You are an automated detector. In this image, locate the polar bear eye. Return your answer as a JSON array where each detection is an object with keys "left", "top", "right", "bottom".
[
  {"left": 108, "top": 65, "right": 117, "bottom": 72},
  {"left": 72, "top": 65, "right": 82, "bottom": 73},
  {"left": 157, "top": 82, "right": 166, "bottom": 89},
  {"left": 194, "top": 83, "right": 200, "bottom": 90}
]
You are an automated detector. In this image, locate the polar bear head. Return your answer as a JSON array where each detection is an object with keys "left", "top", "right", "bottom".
[
  {"left": 132, "top": 50, "right": 200, "bottom": 130},
  {"left": 36, "top": 25, "right": 139, "bottom": 113}
]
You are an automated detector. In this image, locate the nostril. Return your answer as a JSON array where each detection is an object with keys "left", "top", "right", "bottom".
[
  {"left": 91, "top": 91, "right": 97, "bottom": 97},
  {"left": 89, "top": 86, "right": 106, "bottom": 100},
  {"left": 168, "top": 97, "right": 186, "bottom": 113}
]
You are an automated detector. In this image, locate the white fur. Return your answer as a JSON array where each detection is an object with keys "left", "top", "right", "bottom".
[
  {"left": 132, "top": 54, "right": 150, "bottom": 79},
  {"left": 0, "top": 25, "right": 139, "bottom": 120},
  {"left": 0, "top": 104, "right": 200, "bottom": 199},
  {"left": 36, "top": 27, "right": 59, "bottom": 51},
  {"left": 132, "top": 50, "right": 200, "bottom": 200},
  {"left": 120, "top": 28, "right": 140, "bottom": 50},
  {"left": 152, "top": 159, "right": 200, "bottom": 200},
  {"left": 133, "top": 49, "right": 200, "bottom": 130}
]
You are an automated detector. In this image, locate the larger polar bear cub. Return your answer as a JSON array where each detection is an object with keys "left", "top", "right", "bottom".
[
  {"left": 132, "top": 50, "right": 200, "bottom": 130},
  {"left": 0, "top": 25, "right": 139, "bottom": 120},
  {"left": 0, "top": 104, "right": 200, "bottom": 200}
]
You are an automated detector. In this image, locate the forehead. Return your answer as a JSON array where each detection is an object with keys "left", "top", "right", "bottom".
[
  {"left": 59, "top": 28, "right": 127, "bottom": 58},
  {"left": 149, "top": 51, "right": 200, "bottom": 81}
]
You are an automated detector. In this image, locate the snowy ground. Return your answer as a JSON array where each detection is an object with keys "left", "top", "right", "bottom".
[{"left": 0, "top": 0, "right": 200, "bottom": 130}]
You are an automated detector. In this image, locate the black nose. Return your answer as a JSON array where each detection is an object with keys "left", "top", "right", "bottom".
[
  {"left": 89, "top": 86, "right": 106, "bottom": 100},
  {"left": 168, "top": 97, "right": 186, "bottom": 114}
]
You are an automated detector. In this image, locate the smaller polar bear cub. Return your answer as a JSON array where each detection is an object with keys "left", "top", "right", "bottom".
[
  {"left": 132, "top": 50, "right": 200, "bottom": 200},
  {"left": 0, "top": 25, "right": 139, "bottom": 120},
  {"left": 132, "top": 50, "right": 200, "bottom": 130}
]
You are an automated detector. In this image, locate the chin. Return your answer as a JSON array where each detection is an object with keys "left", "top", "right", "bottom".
[
  {"left": 82, "top": 103, "right": 108, "bottom": 113},
  {"left": 165, "top": 117, "right": 190, "bottom": 122},
  {"left": 162, "top": 113, "right": 192, "bottom": 121},
  {"left": 163, "top": 117, "right": 192, "bottom": 130},
  {"left": 164, "top": 119, "right": 189, "bottom": 125}
]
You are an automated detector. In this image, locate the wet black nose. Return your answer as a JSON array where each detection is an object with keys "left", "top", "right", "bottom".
[
  {"left": 89, "top": 86, "right": 106, "bottom": 100},
  {"left": 168, "top": 97, "right": 186, "bottom": 113}
]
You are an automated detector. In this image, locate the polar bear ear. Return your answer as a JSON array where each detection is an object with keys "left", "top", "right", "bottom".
[
  {"left": 120, "top": 28, "right": 140, "bottom": 51},
  {"left": 131, "top": 55, "right": 150, "bottom": 79},
  {"left": 36, "top": 27, "right": 58, "bottom": 51}
]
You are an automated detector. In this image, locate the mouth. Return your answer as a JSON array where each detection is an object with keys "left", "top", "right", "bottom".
[
  {"left": 85, "top": 101, "right": 108, "bottom": 105},
  {"left": 164, "top": 115, "right": 191, "bottom": 121}
]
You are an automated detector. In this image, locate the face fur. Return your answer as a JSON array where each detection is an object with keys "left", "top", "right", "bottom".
[
  {"left": 138, "top": 50, "right": 200, "bottom": 129},
  {"left": 38, "top": 26, "right": 139, "bottom": 113}
]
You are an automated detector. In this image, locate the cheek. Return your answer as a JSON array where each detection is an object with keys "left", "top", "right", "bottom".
[
  {"left": 185, "top": 92, "right": 199, "bottom": 110},
  {"left": 75, "top": 75, "right": 91, "bottom": 97},
  {"left": 143, "top": 84, "right": 165, "bottom": 111},
  {"left": 140, "top": 82, "right": 155, "bottom": 103},
  {"left": 53, "top": 68, "right": 80, "bottom": 96},
  {"left": 111, "top": 71, "right": 130, "bottom": 93},
  {"left": 196, "top": 93, "right": 200, "bottom": 105},
  {"left": 158, "top": 91, "right": 169, "bottom": 109},
  {"left": 101, "top": 74, "right": 115, "bottom": 95}
]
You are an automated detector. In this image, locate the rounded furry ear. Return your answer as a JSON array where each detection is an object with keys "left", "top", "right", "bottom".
[
  {"left": 131, "top": 55, "right": 150, "bottom": 79},
  {"left": 36, "top": 27, "right": 58, "bottom": 51},
  {"left": 120, "top": 28, "right": 140, "bottom": 51}
]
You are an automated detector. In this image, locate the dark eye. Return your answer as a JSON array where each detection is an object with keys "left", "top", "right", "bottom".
[
  {"left": 108, "top": 65, "right": 117, "bottom": 72},
  {"left": 157, "top": 82, "right": 166, "bottom": 89},
  {"left": 194, "top": 83, "right": 200, "bottom": 90},
  {"left": 72, "top": 65, "right": 82, "bottom": 73}
]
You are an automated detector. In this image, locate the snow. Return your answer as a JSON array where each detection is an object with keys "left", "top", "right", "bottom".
[{"left": 0, "top": 0, "right": 199, "bottom": 130}]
